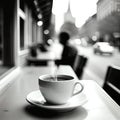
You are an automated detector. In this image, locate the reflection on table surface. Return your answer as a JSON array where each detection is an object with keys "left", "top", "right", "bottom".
[{"left": 0, "top": 65, "right": 119, "bottom": 120}]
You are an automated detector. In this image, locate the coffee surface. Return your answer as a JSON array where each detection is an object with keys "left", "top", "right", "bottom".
[{"left": 44, "top": 76, "right": 73, "bottom": 81}]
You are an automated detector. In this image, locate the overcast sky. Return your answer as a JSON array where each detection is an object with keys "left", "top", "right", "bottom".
[
  {"left": 70, "top": 0, "right": 98, "bottom": 27},
  {"left": 52, "top": 0, "right": 98, "bottom": 29}
]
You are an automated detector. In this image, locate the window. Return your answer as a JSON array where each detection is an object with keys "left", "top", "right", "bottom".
[
  {"left": 18, "top": 0, "right": 26, "bottom": 51},
  {"left": 0, "top": 1, "right": 15, "bottom": 77},
  {"left": 20, "top": 0, "right": 25, "bottom": 12},
  {"left": 0, "top": 8, "right": 3, "bottom": 65},
  {"left": 20, "top": 17, "right": 25, "bottom": 50}
]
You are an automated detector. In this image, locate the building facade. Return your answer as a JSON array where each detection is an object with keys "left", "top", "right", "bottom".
[
  {"left": 97, "top": 0, "right": 120, "bottom": 20},
  {"left": 97, "top": 0, "right": 120, "bottom": 47},
  {"left": 0, "top": 0, "right": 53, "bottom": 78}
]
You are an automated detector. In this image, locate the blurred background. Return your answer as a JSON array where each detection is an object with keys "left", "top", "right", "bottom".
[{"left": 0, "top": 0, "right": 120, "bottom": 86}]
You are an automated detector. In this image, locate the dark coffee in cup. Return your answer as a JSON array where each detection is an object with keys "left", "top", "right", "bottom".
[{"left": 44, "top": 75, "right": 74, "bottom": 81}]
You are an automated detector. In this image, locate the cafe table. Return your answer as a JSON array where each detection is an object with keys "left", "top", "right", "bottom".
[
  {"left": 26, "top": 43, "right": 62, "bottom": 66},
  {"left": 0, "top": 65, "right": 120, "bottom": 120}
]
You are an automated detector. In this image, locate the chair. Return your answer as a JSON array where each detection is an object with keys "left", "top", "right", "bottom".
[
  {"left": 26, "top": 45, "right": 47, "bottom": 66},
  {"left": 73, "top": 55, "right": 88, "bottom": 79},
  {"left": 29, "top": 45, "right": 37, "bottom": 57},
  {"left": 103, "top": 65, "right": 120, "bottom": 105}
]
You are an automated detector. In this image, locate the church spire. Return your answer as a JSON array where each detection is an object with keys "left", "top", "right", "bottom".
[
  {"left": 64, "top": 0, "right": 75, "bottom": 23},
  {"left": 67, "top": 0, "right": 71, "bottom": 14}
]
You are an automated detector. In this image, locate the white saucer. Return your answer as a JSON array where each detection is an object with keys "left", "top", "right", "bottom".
[{"left": 26, "top": 90, "right": 87, "bottom": 112}]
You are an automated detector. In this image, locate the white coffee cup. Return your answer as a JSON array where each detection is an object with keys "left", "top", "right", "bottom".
[{"left": 38, "top": 74, "right": 83, "bottom": 105}]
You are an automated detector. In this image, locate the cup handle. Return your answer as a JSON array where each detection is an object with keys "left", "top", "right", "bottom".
[{"left": 72, "top": 81, "right": 84, "bottom": 96}]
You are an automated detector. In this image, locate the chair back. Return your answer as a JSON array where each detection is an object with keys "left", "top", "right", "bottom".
[
  {"left": 103, "top": 65, "right": 120, "bottom": 105},
  {"left": 73, "top": 55, "right": 88, "bottom": 79}
]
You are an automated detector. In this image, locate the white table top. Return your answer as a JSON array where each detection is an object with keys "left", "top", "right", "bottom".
[{"left": 0, "top": 65, "right": 119, "bottom": 120}]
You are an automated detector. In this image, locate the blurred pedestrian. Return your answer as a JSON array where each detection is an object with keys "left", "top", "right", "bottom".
[{"left": 55, "top": 32, "right": 78, "bottom": 67}]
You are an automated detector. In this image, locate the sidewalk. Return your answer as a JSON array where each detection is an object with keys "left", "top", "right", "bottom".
[{"left": 81, "top": 68, "right": 104, "bottom": 87}]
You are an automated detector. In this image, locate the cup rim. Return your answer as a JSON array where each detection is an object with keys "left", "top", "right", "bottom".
[{"left": 38, "top": 74, "right": 74, "bottom": 82}]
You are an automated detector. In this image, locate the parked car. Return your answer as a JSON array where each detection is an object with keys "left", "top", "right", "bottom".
[{"left": 93, "top": 42, "right": 114, "bottom": 55}]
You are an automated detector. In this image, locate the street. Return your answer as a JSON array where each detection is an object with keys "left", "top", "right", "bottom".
[{"left": 77, "top": 46, "right": 120, "bottom": 86}]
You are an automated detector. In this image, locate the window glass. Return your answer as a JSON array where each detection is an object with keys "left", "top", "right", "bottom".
[
  {"left": 0, "top": 8, "right": 3, "bottom": 65},
  {"left": 20, "top": 17, "right": 25, "bottom": 50},
  {"left": 20, "top": 0, "right": 25, "bottom": 12}
]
